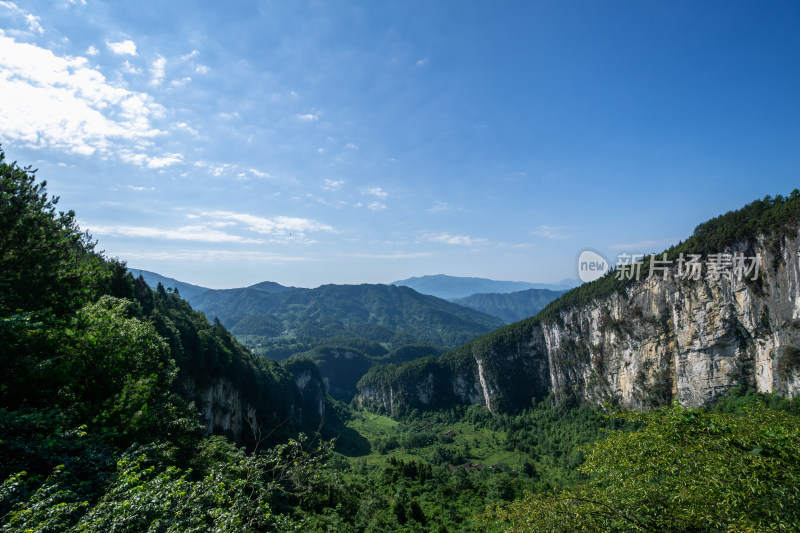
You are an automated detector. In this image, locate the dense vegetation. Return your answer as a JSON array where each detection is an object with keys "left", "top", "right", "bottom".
[
  {"left": 0, "top": 150, "right": 331, "bottom": 530},
  {"left": 285, "top": 343, "right": 445, "bottom": 401},
  {"left": 452, "top": 288, "right": 565, "bottom": 324},
  {"left": 479, "top": 397, "right": 800, "bottom": 532},
  {"left": 184, "top": 281, "right": 504, "bottom": 351},
  {"left": 3, "top": 149, "right": 799, "bottom": 531}
]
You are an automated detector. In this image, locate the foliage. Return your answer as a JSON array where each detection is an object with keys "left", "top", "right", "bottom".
[
  {"left": 0, "top": 149, "right": 110, "bottom": 317},
  {"left": 479, "top": 403, "right": 800, "bottom": 532},
  {"left": 186, "top": 282, "right": 504, "bottom": 351},
  {"left": 453, "top": 288, "right": 566, "bottom": 324}
]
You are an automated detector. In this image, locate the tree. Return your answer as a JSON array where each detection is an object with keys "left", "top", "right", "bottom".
[
  {"left": 478, "top": 403, "right": 800, "bottom": 532},
  {"left": 0, "top": 147, "right": 106, "bottom": 318}
]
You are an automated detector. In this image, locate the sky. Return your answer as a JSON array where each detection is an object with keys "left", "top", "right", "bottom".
[{"left": 1, "top": 1, "right": 798, "bottom": 289}]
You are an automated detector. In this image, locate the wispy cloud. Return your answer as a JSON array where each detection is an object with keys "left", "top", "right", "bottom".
[
  {"left": 363, "top": 187, "right": 388, "bottom": 199},
  {"left": 121, "top": 152, "right": 182, "bottom": 168},
  {"left": 201, "top": 211, "right": 333, "bottom": 235},
  {"left": 150, "top": 55, "right": 166, "bottom": 85},
  {"left": 85, "top": 45, "right": 99, "bottom": 55},
  {"left": 106, "top": 39, "right": 137, "bottom": 56},
  {"left": 0, "top": 35, "right": 165, "bottom": 156},
  {"left": 249, "top": 168, "right": 273, "bottom": 178},
  {"left": 427, "top": 201, "right": 452, "bottom": 213},
  {"left": 532, "top": 225, "right": 570, "bottom": 240},
  {"left": 608, "top": 238, "right": 675, "bottom": 251},
  {"left": 0, "top": 2, "right": 44, "bottom": 34},
  {"left": 367, "top": 201, "right": 386, "bottom": 211},
  {"left": 323, "top": 178, "right": 344, "bottom": 190},
  {"left": 297, "top": 112, "right": 319, "bottom": 122},
  {"left": 112, "top": 250, "right": 316, "bottom": 263},
  {"left": 350, "top": 251, "right": 433, "bottom": 259},
  {"left": 195, "top": 64, "right": 210, "bottom": 74},
  {"left": 88, "top": 224, "right": 263, "bottom": 244},
  {"left": 127, "top": 185, "right": 155, "bottom": 191},
  {"left": 423, "top": 232, "right": 487, "bottom": 246}
]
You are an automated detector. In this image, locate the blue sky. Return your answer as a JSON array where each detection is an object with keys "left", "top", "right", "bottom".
[{"left": 2, "top": 1, "right": 798, "bottom": 289}]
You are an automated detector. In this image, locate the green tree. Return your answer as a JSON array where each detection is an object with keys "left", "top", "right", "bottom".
[
  {"left": 478, "top": 403, "right": 800, "bottom": 532},
  {"left": 0, "top": 148, "right": 107, "bottom": 318}
]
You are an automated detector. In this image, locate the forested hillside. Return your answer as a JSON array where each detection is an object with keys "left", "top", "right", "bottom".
[
  {"left": 3, "top": 151, "right": 799, "bottom": 532},
  {"left": 452, "top": 288, "right": 566, "bottom": 323},
  {"left": 0, "top": 150, "right": 335, "bottom": 529},
  {"left": 186, "top": 282, "right": 504, "bottom": 351}
]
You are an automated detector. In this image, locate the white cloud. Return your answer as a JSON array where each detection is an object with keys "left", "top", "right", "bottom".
[
  {"left": 24, "top": 13, "right": 43, "bottom": 34},
  {"left": 423, "top": 232, "right": 487, "bottom": 246},
  {"left": 147, "top": 153, "right": 182, "bottom": 168},
  {"left": 367, "top": 201, "right": 386, "bottom": 211},
  {"left": 363, "top": 187, "right": 388, "bottom": 199},
  {"left": 175, "top": 121, "right": 198, "bottom": 136},
  {"left": 532, "top": 225, "right": 570, "bottom": 240},
  {"left": 0, "top": 2, "right": 43, "bottom": 34},
  {"left": 112, "top": 249, "right": 315, "bottom": 263},
  {"left": 609, "top": 238, "right": 675, "bottom": 251},
  {"left": 150, "top": 56, "right": 166, "bottom": 85},
  {"left": 181, "top": 50, "right": 199, "bottom": 60},
  {"left": 67, "top": 0, "right": 87, "bottom": 5},
  {"left": 127, "top": 185, "right": 155, "bottom": 191},
  {"left": 195, "top": 64, "right": 210, "bottom": 74},
  {"left": 89, "top": 224, "right": 263, "bottom": 244},
  {"left": 0, "top": 35, "right": 165, "bottom": 156},
  {"left": 249, "top": 168, "right": 273, "bottom": 178},
  {"left": 323, "top": 178, "right": 343, "bottom": 190},
  {"left": 218, "top": 111, "right": 240, "bottom": 119},
  {"left": 170, "top": 76, "right": 191, "bottom": 87},
  {"left": 345, "top": 142, "right": 359, "bottom": 150},
  {"left": 202, "top": 210, "right": 333, "bottom": 235},
  {"left": 120, "top": 60, "right": 140, "bottom": 74},
  {"left": 297, "top": 112, "right": 319, "bottom": 122},
  {"left": 350, "top": 252, "right": 433, "bottom": 259},
  {"left": 85, "top": 45, "right": 99, "bottom": 55},
  {"left": 427, "top": 201, "right": 452, "bottom": 213},
  {"left": 106, "top": 39, "right": 137, "bottom": 56},
  {"left": 119, "top": 151, "right": 181, "bottom": 168}
]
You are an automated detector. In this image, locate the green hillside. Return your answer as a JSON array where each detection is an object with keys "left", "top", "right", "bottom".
[
  {"left": 453, "top": 288, "right": 567, "bottom": 323},
  {"left": 188, "top": 282, "right": 505, "bottom": 352}
]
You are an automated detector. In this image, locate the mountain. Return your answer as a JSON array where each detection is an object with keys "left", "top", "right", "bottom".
[
  {"left": 128, "top": 268, "right": 211, "bottom": 300},
  {"left": 453, "top": 288, "right": 567, "bottom": 323},
  {"left": 359, "top": 192, "right": 800, "bottom": 416},
  {"left": 188, "top": 283, "right": 504, "bottom": 350},
  {"left": 285, "top": 343, "right": 446, "bottom": 401},
  {"left": 391, "top": 274, "right": 579, "bottom": 300}
]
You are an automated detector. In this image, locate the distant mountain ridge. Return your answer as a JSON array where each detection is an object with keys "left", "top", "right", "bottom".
[
  {"left": 453, "top": 288, "right": 567, "bottom": 323},
  {"left": 128, "top": 268, "right": 211, "bottom": 300},
  {"left": 130, "top": 270, "right": 505, "bottom": 353},
  {"left": 392, "top": 274, "right": 579, "bottom": 300},
  {"left": 189, "top": 283, "right": 504, "bottom": 350}
]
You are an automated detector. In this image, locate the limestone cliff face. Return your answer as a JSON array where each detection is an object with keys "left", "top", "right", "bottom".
[
  {"left": 358, "top": 230, "right": 800, "bottom": 414},
  {"left": 183, "top": 370, "right": 326, "bottom": 445}
]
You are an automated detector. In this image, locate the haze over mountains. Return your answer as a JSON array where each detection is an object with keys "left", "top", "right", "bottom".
[
  {"left": 130, "top": 269, "right": 568, "bottom": 327},
  {"left": 391, "top": 274, "right": 579, "bottom": 300}
]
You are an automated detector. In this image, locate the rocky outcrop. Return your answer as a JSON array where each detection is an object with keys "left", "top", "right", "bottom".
[
  {"left": 183, "top": 369, "right": 327, "bottom": 446},
  {"left": 358, "top": 229, "right": 800, "bottom": 414}
]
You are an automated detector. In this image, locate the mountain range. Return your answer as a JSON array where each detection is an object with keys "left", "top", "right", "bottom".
[{"left": 392, "top": 274, "right": 579, "bottom": 300}]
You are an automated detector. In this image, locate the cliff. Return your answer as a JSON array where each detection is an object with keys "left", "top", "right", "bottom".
[{"left": 358, "top": 195, "right": 800, "bottom": 415}]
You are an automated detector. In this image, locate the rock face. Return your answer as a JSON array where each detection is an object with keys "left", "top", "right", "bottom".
[
  {"left": 183, "top": 369, "right": 327, "bottom": 446},
  {"left": 358, "top": 230, "right": 800, "bottom": 414}
]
